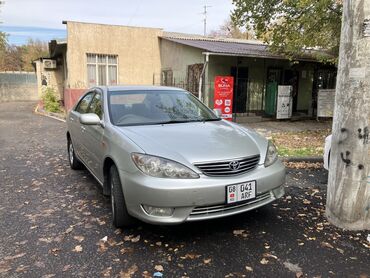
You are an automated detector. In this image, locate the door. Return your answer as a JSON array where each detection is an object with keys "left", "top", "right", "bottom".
[
  {"left": 69, "top": 91, "right": 95, "bottom": 162},
  {"left": 284, "top": 70, "right": 299, "bottom": 112},
  {"left": 231, "top": 67, "right": 248, "bottom": 113},
  {"left": 265, "top": 68, "right": 282, "bottom": 116},
  {"left": 83, "top": 91, "right": 105, "bottom": 180}
]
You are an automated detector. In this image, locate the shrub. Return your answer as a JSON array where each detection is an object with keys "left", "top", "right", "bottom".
[{"left": 42, "top": 87, "right": 61, "bottom": 113}]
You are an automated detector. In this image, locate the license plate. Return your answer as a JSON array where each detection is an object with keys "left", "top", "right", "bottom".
[{"left": 226, "top": 181, "right": 256, "bottom": 204}]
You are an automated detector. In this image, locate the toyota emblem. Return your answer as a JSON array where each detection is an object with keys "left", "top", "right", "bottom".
[{"left": 229, "top": 160, "right": 240, "bottom": 171}]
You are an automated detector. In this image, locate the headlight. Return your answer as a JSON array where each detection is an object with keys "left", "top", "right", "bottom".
[
  {"left": 131, "top": 153, "right": 199, "bottom": 179},
  {"left": 264, "top": 141, "right": 278, "bottom": 167}
]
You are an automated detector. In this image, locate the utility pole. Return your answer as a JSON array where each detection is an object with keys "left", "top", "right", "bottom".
[
  {"left": 326, "top": 0, "right": 370, "bottom": 230},
  {"left": 203, "top": 5, "right": 211, "bottom": 36}
]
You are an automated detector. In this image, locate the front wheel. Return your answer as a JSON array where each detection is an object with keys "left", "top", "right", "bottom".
[
  {"left": 110, "top": 165, "right": 135, "bottom": 227},
  {"left": 68, "top": 139, "right": 83, "bottom": 170}
]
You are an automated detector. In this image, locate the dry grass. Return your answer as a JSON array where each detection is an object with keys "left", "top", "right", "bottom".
[{"left": 272, "top": 129, "right": 331, "bottom": 157}]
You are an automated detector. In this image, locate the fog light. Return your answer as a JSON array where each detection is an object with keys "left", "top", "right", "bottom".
[
  {"left": 142, "top": 205, "right": 174, "bottom": 217},
  {"left": 272, "top": 186, "right": 285, "bottom": 198}
]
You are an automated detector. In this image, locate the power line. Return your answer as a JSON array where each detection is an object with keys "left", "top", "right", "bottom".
[{"left": 127, "top": 0, "right": 142, "bottom": 26}]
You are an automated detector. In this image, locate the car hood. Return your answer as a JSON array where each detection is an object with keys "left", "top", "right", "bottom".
[{"left": 116, "top": 120, "right": 264, "bottom": 165}]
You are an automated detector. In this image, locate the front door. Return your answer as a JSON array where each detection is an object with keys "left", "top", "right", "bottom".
[
  {"left": 69, "top": 91, "right": 95, "bottom": 162},
  {"left": 83, "top": 91, "right": 105, "bottom": 180},
  {"left": 284, "top": 70, "right": 299, "bottom": 112},
  {"left": 231, "top": 67, "right": 248, "bottom": 113},
  {"left": 265, "top": 68, "right": 282, "bottom": 116}
]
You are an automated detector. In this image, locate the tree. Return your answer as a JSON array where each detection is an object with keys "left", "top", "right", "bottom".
[
  {"left": 209, "top": 19, "right": 255, "bottom": 40},
  {"left": 326, "top": 0, "right": 370, "bottom": 230},
  {"left": 3, "top": 44, "right": 23, "bottom": 71},
  {"left": 20, "top": 39, "right": 48, "bottom": 71},
  {"left": 0, "top": 39, "right": 48, "bottom": 72},
  {"left": 0, "top": 32, "right": 7, "bottom": 70},
  {"left": 0, "top": 1, "right": 7, "bottom": 70},
  {"left": 231, "top": 0, "right": 342, "bottom": 63}
]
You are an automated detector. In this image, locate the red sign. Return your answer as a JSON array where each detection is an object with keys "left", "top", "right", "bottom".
[{"left": 214, "top": 76, "right": 234, "bottom": 121}]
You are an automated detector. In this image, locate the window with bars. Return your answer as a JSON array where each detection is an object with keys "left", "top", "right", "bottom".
[{"left": 87, "top": 54, "right": 118, "bottom": 87}]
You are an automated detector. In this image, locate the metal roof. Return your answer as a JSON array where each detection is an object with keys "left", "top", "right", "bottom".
[{"left": 161, "top": 34, "right": 327, "bottom": 61}]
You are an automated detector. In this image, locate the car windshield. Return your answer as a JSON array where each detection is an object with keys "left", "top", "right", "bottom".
[{"left": 109, "top": 90, "right": 220, "bottom": 126}]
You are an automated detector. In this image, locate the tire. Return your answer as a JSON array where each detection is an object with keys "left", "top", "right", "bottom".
[
  {"left": 109, "top": 165, "right": 135, "bottom": 227},
  {"left": 68, "top": 138, "right": 83, "bottom": 170}
]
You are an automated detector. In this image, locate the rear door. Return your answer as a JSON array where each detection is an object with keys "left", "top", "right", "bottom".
[{"left": 68, "top": 91, "right": 95, "bottom": 163}]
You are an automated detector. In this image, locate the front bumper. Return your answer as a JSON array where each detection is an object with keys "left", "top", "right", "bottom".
[{"left": 119, "top": 160, "right": 286, "bottom": 224}]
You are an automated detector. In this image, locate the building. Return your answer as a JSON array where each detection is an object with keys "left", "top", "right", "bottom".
[
  {"left": 35, "top": 21, "right": 336, "bottom": 119},
  {"left": 35, "top": 21, "right": 162, "bottom": 110}
]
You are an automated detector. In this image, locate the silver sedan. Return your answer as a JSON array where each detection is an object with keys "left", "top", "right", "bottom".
[{"left": 66, "top": 86, "right": 285, "bottom": 227}]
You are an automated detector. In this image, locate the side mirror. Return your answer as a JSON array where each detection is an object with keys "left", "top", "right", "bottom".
[
  {"left": 79, "top": 113, "right": 101, "bottom": 125},
  {"left": 213, "top": 108, "right": 222, "bottom": 118}
]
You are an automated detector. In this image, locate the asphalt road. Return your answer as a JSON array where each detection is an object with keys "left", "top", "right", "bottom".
[{"left": 0, "top": 102, "right": 369, "bottom": 278}]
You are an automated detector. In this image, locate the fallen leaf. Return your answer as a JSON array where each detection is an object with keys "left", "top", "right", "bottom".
[
  {"left": 96, "top": 218, "right": 106, "bottom": 225},
  {"left": 97, "top": 241, "right": 108, "bottom": 253},
  {"left": 49, "top": 248, "right": 60, "bottom": 256},
  {"left": 154, "top": 265, "right": 164, "bottom": 272},
  {"left": 263, "top": 253, "right": 278, "bottom": 260},
  {"left": 296, "top": 271, "right": 304, "bottom": 278},
  {"left": 39, "top": 238, "right": 53, "bottom": 243},
  {"left": 233, "top": 229, "right": 245, "bottom": 235},
  {"left": 142, "top": 270, "right": 151, "bottom": 278},
  {"left": 203, "top": 258, "right": 212, "bottom": 264},
  {"left": 119, "top": 264, "right": 138, "bottom": 278},
  {"left": 62, "top": 265, "right": 71, "bottom": 272},
  {"left": 4, "top": 253, "right": 26, "bottom": 260},
  {"left": 15, "top": 265, "right": 28, "bottom": 272},
  {"left": 180, "top": 253, "right": 201, "bottom": 260},
  {"left": 102, "top": 267, "right": 112, "bottom": 277},
  {"left": 120, "top": 247, "right": 134, "bottom": 254},
  {"left": 41, "top": 274, "right": 56, "bottom": 278},
  {"left": 245, "top": 266, "right": 253, "bottom": 272},
  {"left": 72, "top": 245, "right": 83, "bottom": 252},
  {"left": 283, "top": 261, "right": 302, "bottom": 273},
  {"left": 73, "top": 236, "right": 85, "bottom": 243},
  {"left": 321, "top": 242, "right": 334, "bottom": 249}
]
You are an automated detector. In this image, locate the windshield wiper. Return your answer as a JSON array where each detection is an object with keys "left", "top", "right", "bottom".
[
  {"left": 159, "top": 119, "right": 204, "bottom": 124},
  {"left": 204, "top": 118, "right": 221, "bottom": 121}
]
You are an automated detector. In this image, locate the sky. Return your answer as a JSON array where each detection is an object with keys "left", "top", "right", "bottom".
[{"left": 0, "top": 0, "right": 234, "bottom": 45}]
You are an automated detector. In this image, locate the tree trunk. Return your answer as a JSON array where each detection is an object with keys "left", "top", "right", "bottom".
[{"left": 326, "top": 0, "right": 370, "bottom": 230}]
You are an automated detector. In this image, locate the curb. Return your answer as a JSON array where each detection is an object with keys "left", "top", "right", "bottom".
[
  {"left": 282, "top": 157, "right": 323, "bottom": 163},
  {"left": 34, "top": 104, "right": 66, "bottom": 123}
]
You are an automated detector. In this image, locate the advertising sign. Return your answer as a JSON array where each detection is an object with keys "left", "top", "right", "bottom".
[
  {"left": 214, "top": 76, "right": 234, "bottom": 121},
  {"left": 276, "top": 85, "right": 293, "bottom": 119},
  {"left": 317, "top": 89, "right": 335, "bottom": 118}
]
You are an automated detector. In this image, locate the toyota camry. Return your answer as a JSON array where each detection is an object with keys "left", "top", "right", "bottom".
[{"left": 66, "top": 86, "right": 285, "bottom": 227}]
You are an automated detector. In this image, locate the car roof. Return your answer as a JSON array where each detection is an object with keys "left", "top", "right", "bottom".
[{"left": 100, "top": 85, "right": 186, "bottom": 92}]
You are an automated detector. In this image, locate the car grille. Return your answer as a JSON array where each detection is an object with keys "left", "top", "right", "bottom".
[
  {"left": 188, "top": 191, "right": 272, "bottom": 219},
  {"left": 194, "top": 155, "right": 260, "bottom": 176}
]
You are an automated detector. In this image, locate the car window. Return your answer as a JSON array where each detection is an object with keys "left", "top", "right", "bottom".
[
  {"left": 88, "top": 92, "right": 103, "bottom": 119},
  {"left": 75, "top": 92, "right": 94, "bottom": 114},
  {"left": 109, "top": 90, "right": 219, "bottom": 126}
]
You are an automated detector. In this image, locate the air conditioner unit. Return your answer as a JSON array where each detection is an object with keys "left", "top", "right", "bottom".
[{"left": 43, "top": 59, "right": 57, "bottom": 69}]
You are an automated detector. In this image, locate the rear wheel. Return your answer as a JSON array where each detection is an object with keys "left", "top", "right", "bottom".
[
  {"left": 110, "top": 165, "right": 135, "bottom": 227},
  {"left": 68, "top": 138, "right": 83, "bottom": 170}
]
